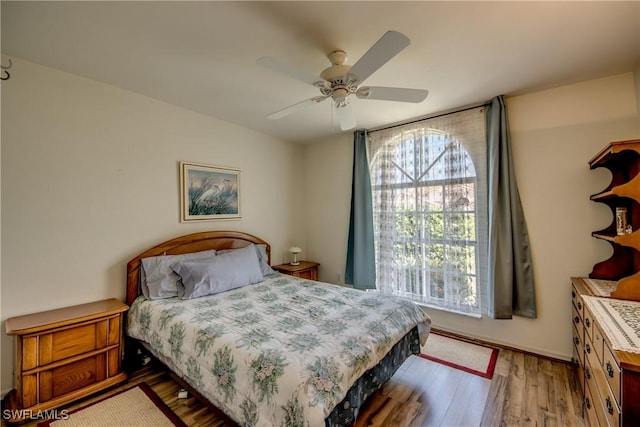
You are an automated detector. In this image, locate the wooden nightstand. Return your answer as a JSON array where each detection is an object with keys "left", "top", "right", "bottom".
[
  {"left": 4, "top": 299, "right": 129, "bottom": 423},
  {"left": 272, "top": 261, "right": 320, "bottom": 280}
]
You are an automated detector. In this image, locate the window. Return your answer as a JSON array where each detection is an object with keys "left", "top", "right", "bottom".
[{"left": 368, "top": 108, "right": 487, "bottom": 315}]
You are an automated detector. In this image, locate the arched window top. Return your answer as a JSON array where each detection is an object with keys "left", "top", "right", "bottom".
[{"left": 371, "top": 128, "right": 477, "bottom": 187}]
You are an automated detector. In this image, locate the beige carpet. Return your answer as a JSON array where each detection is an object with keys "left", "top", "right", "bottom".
[
  {"left": 39, "top": 383, "right": 186, "bottom": 427},
  {"left": 419, "top": 332, "right": 498, "bottom": 379}
]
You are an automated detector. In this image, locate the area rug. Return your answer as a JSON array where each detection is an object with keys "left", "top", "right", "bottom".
[
  {"left": 38, "top": 383, "right": 186, "bottom": 427},
  {"left": 419, "top": 332, "right": 499, "bottom": 379}
]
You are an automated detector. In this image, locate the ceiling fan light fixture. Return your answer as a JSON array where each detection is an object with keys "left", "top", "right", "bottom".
[
  {"left": 335, "top": 102, "right": 356, "bottom": 130},
  {"left": 331, "top": 87, "right": 349, "bottom": 101},
  {"left": 335, "top": 98, "right": 349, "bottom": 108}
]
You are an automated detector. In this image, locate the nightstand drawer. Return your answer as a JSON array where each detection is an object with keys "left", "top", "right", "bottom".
[
  {"left": 273, "top": 261, "right": 320, "bottom": 281},
  {"left": 291, "top": 269, "right": 317, "bottom": 280}
]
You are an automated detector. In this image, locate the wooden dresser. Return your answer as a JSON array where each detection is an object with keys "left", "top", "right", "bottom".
[
  {"left": 4, "top": 299, "right": 128, "bottom": 423},
  {"left": 571, "top": 278, "right": 640, "bottom": 426},
  {"left": 272, "top": 261, "right": 319, "bottom": 280}
]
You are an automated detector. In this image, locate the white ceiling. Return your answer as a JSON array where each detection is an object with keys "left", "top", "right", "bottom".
[{"left": 2, "top": 1, "right": 639, "bottom": 143}]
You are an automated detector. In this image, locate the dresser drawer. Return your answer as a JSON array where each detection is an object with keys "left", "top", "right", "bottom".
[
  {"left": 584, "top": 381, "right": 599, "bottom": 427},
  {"left": 571, "top": 284, "right": 584, "bottom": 319},
  {"left": 576, "top": 360, "right": 585, "bottom": 396},
  {"left": 585, "top": 353, "right": 609, "bottom": 427},
  {"left": 587, "top": 344, "right": 621, "bottom": 427},
  {"left": 592, "top": 322, "right": 605, "bottom": 365},
  {"left": 572, "top": 304, "right": 583, "bottom": 340},
  {"left": 584, "top": 305, "right": 595, "bottom": 341},
  {"left": 573, "top": 323, "right": 584, "bottom": 366},
  {"left": 603, "top": 341, "right": 621, "bottom": 406}
]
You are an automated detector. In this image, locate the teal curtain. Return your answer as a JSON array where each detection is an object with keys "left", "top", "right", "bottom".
[
  {"left": 345, "top": 130, "right": 376, "bottom": 289},
  {"left": 487, "top": 96, "right": 536, "bottom": 318}
]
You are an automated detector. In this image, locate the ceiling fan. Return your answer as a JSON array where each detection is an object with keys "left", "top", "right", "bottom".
[{"left": 257, "top": 30, "right": 429, "bottom": 131}]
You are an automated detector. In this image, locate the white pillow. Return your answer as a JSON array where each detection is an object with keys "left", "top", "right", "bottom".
[
  {"left": 172, "top": 244, "right": 264, "bottom": 299},
  {"left": 140, "top": 249, "right": 217, "bottom": 299}
]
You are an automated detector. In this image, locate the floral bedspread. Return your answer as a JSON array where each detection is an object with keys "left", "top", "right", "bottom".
[{"left": 127, "top": 274, "right": 431, "bottom": 427}]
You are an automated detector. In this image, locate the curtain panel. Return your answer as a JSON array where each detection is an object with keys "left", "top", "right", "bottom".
[
  {"left": 486, "top": 96, "right": 536, "bottom": 318},
  {"left": 345, "top": 130, "right": 376, "bottom": 289}
]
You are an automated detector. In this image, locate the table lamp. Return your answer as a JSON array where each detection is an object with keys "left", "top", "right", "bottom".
[{"left": 289, "top": 246, "right": 302, "bottom": 265}]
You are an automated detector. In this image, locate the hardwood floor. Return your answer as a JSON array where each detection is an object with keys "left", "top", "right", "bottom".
[{"left": 2, "top": 347, "right": 585, "bottom": 427}]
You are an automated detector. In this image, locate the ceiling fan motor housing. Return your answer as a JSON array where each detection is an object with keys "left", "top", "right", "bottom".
[
  {"left": 320, "top": 50, "right": 354, "bottom": 83},
  {"left": 318, "top": 50, "right": 360, "bottom": 102}
]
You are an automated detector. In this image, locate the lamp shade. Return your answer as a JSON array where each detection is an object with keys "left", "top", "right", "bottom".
[{"left": 289, "top": 246, "right": 302, "bottom": 265}]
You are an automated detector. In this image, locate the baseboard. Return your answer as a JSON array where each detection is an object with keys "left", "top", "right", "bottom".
[{"left": 430, "top": 326, "right": 573, "bottom": 364}]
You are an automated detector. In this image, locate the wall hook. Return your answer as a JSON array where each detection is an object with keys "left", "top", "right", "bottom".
[{"left": 1, "top": 58, "right": 12, "bottom": 80}]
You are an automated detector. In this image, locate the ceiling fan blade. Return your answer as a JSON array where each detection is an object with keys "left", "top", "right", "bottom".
[
  {"left": 356, "top": 86, "right": 429, "bottom": 103},
  {"left": 348, "top": 31, "right": 410, "bottom": 84},
  {"left": 335, "top": 102, "right": 357, "bottom": 131},
  {"left": 268, "top": 96, "right": 328, "bottom": 120},
  {"left": 257, "top": 56, "right": 320, "bottom": 86}
]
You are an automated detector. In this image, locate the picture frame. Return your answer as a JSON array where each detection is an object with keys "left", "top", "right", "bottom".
[{"left": 180, "top": 161, "right": 241, "bottom": 222}]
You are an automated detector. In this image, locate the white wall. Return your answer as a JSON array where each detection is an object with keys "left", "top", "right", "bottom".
[
  {"left": 305, "top": 72, "right": 639, "bottom": 360},
  {"left": 304, "top": 134, "right": 353, "bottom": 283},
  {"left": 0, "top": 58, "right": 306, "bottom": 393}
]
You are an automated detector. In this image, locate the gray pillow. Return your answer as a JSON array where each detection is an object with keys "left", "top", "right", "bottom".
[
  {"left": 172, "top": 243, "right": 264, "bottom": 299},
  {"left": 140, "top": 249, "right": 217, "bottom": 299},
  {"left": 217, "top": 244, "right": 277, "bottom": 277}
]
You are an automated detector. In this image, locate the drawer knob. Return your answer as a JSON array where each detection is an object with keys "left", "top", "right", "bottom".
[
  {"left": 585, "top": 397, "right": 591, "bottom": 410},
  {"left": 574, "top": 336, "right": 580, "bottom": 346},
  {"left": 586, "top": 343, "right": 591, "bottom": 354},
  {"left": 572, "top": 290, "right": 576, "bottom": 299},
  {"left": 606, "top": 361, "right": 615, "bottom": 378},
  {"left": 606, "top": 396, "right": 614, "bottom": 415},
  {"left": 577, "top": 302, "right": 582, "bottom": 310},
  {"left": 585, "top": 367, "right": 591, "bottom": 380},
  {"left": 585, "top": 318, "right": 591, "bottom": 328},
  {"left": 574, "top": 316, "right": 580, "bottom": 324}
]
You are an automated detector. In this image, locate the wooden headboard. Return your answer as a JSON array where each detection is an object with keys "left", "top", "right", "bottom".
[{"left": 125, "top": 231, "right": 270, "bottom": 305}]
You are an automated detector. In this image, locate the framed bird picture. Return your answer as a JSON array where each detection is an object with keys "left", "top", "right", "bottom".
[{"left": 179, "top": 161, "right": 241, "bottom": 222}]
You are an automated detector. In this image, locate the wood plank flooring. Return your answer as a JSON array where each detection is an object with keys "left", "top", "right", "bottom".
[{"left": 2, "top": 347, "right": 585, "bottom": 427}]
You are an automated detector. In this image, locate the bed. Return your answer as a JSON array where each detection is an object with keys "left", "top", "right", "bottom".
[{"left": 125, "top": 231, "right": 431, "bottom": 426}]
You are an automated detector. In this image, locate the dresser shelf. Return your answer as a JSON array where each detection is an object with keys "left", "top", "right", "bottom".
[{"left": 589, "top": 139, "right": 640, "bottom": 301}]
